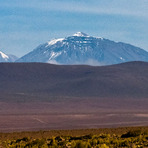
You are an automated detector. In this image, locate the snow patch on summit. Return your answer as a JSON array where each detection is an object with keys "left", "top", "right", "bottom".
[
  {"left": 47, "top": 38, "right": 64, "bottom": 46},
  {"left": 48, "top": 51, "right": 62, "bottom": 61},
  {"left": 96, "top": 37, "right": 104, "bottom": 40},
  {"left": 73, "top": 32, "right": 89, "bottom": 37},
  {"left": 0, "top": 51, "right": 9, "bottom": 60}
]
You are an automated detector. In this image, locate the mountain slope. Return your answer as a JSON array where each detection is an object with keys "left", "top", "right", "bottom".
[
  {"left": 0, "top": 51, "right": 18, "bottom": 62},
  {"left": 0, "top": 61, "right": 148, "bottom": 102},
  {"left": 16, "top": 32, "right": 148, "bottom": 65}
]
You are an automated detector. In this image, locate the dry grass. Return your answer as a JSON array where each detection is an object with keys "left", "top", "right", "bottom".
[{"left": 0, "top": 126, "right": 147, "bottom": 141}]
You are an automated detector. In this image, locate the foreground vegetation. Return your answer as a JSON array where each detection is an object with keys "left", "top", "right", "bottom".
[{"left": 0, "top": 127, "right": 148, "bottom": 148}]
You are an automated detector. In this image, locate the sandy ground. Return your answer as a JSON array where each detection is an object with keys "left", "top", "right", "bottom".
[{"left": 0, "top": 98, "right": 148, "bottom": 132}]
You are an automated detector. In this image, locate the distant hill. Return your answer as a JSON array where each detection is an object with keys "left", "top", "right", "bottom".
[
  {"left": 0, "top": 61, "right": 148, "bottom": 101},
  {"left": 0, "top": 51, "right": 18, "bottom": 62},
  {"left": 16, "top": 32, "right": 148, "bottom": 65}
]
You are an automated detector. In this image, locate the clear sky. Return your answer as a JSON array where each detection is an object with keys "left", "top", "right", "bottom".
[{"left": 0, "top": 0, "right": 148, "bottom": 57}]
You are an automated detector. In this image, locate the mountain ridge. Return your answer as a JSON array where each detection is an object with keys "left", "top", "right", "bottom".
[{"left": 0, "top": 51, "right": 18, "bottom": 62}]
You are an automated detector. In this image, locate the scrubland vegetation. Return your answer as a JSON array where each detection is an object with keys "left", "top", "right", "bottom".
[{"left": 0, "top": 127, "right": 147, "bottom": 148}]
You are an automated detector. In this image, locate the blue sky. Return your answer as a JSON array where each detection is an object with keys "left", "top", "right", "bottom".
[{"left": 0, "top": 0, "right": 148, "bottom": 57}]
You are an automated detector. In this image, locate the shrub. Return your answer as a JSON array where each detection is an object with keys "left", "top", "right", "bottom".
[
  {"left": 121, "top": 130, "right": 141, "bottom": 138},
  {"left": 16, "top": 137, "right": 29, "bottom": 143},
  {"left": 25, "top": 139, "right": 46, "bottom": 148},
  {"left": 75, "top": 141, "right": 91, "bottom": 148},
  {"left": 97, "top": 144, "right": 109, "bottom": 148}
]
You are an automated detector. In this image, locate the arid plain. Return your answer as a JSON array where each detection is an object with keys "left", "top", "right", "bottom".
[{"left": 0, "top": 62, "right": 148, "bottom": 132}]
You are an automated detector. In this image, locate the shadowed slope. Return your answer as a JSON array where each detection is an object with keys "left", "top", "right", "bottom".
[{"left": 0, "top": 61, "right": 148, "bottom": 101}]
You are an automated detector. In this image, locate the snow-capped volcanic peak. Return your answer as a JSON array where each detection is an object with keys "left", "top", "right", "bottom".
[
  {"left": 16, "top": 32, "right": 148, "bottom": 66},
  {"left": 73, "top": 32, "right": 89, "bottom": 37},
  {"left": 0, "top": 51, "right": 9, "bottom": 60}
]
